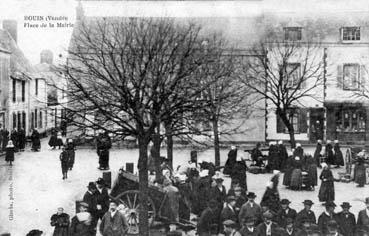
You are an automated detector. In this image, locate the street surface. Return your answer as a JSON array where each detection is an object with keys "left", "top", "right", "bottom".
[{"left": 0, "top": 139, "right": 368, "bottom": 235}]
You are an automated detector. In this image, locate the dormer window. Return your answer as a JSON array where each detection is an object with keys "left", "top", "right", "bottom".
[
  {"left": 284, "top": 27, "right": 302, "bottom": 41},
  {"left": 341, "top": 27, "right": 360, "bottom": 41}
]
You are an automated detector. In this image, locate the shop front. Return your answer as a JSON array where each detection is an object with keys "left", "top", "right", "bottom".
[{"left": 325, "top": 102, "right": 369, "bottom": 144}]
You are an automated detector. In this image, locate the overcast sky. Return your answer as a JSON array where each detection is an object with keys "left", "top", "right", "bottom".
[{"left": 0, "top": 0, "right": 368, "bottom": 65}]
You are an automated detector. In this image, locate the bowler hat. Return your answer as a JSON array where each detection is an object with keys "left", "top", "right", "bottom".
[
  {"left": 324, "top": 201, "right": 336, "bottom": 208},
  {"left": 280, "top": 199, "right": 291, "bottom": 205},
  {"left": 247, "top": 192, "right": 257, "bottom": 199},
  {"left": 302, "top": 200, "right": 314, "bottom": 205},
  {"left": 226, "top": 195, "right": 236, "bottom": 203},
  {"left": 341, "top": 202, "right": 352, "bottom": 208},
  {"left": 87, "top": 182, "right": 97, "bottom": 190},
  {"left": 263, "top": 211, "right": 273, "bottom": 219}
]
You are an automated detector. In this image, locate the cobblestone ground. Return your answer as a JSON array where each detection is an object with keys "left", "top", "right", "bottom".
[{"left": 0, "top": 139, "right": 368, "bottom": 235}]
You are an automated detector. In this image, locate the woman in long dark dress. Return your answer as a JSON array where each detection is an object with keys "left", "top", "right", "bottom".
[
  {"left": 5, "top": 140, "right": 15, "bottom": 166},
  {"left": 325, "top": 140, "right": 334, "bottom": 166},
  {"left": 318, "top": 163, "right": 335, "bottom": 202},
  {"left": 333, "top": 140, "right": 344, "bottom": 168},
  {"left": 283, "top": 155, "right": 294, "bottom": 187},
  {"left": 290, "top": 156, "right": 303, "bottom": 190},
  {"left": 31, "top": 129, "right": 41, "bottom": 151},
  {"left": 224, "top": 146, "right": 237, "bottom": 175},
  {"left": 231, "top": 156, "right": 248, "bottom": 191},
  {"left": 48, "top": 128, "right": 58, "bottom": 149},
  {"left": 66, "top": 139, "right": 76, "bottom": 170},
  {"left": 354, "top": 157, "right": 366, "bottom": 187},
  {"left": 314, "top": 140, "right": 323, "bottom": 167},
  {"left": 305, "top": 154, "right": 318, "bottom": 190}
]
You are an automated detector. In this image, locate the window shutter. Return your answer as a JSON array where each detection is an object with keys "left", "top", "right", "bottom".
[
  {"left": 299, "top": 108, "right": 308, "bottom": 133},
  {"left": 360, "top": 65, "right": 366, "bottom": 88},
  {"left": 337, "top": 65, "right": 343, "bottom": 89},
  {"left": 276, "top": 112, "right": 285, "bottom": 133}
]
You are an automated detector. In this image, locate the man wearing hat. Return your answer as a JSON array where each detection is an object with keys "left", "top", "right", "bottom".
[
  {"left": 336, "top": 202, "right": 355, "bottom": 236},
  {"left": 277, "top": 199, "right": 297, "bottom": 228},
  {"left": 295, "top": 200, "right": 316, "bottom": 229},
  {"left": 256, "top": 211, "right": 279, "bottom": 236},
  {"left": 197, "top": 199, "right": 219, "bottom": 236},
  {"left": 239, "top": 216, "right": 258, "bottom": 236},
  {"left": 306, "top": 224, "right": 321, "bottom": 236},
  {"left": 284, "top": 217, "right": 300, "bottom": 236},
  {"left": 223, "top": 220, "right": 239, "bottom": 236},
  {"left": 317, "top": 201, "right": 338, "bottom": 235},
  {"left": 239, "top": 192, "right": 262, "bottom": 226},
  {"left": 210, "top": 175, "right": 227, "bottom": 213},
  {"left": 70, "top": 202, "right": 95, "bottom": 235},
  {"left": 96, "top": 178, "right": 110, "bottom": 221},
  {"left": 221, "top": 195, "right": 238, "bottom": 225},
  {"left": 99, "top": 200, "right": 128, "bottom": 236},
  {"left": 296, "top": 216, "right": 314, "bottom": 235},
  {"left": 83, "top": 182, "right": 99, "bottom": 233},
  {"left": 357, "top": 197, "right": 369, "bottom": 234},
  {"left": 50, "top": 207, "right": 70, "bottom": 236},
  {"left": 314, "top": 140, "right": 323, "bottom": 168}
]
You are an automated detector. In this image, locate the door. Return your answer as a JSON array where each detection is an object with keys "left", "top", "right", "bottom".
[{"left": 309, "top": 108, "right": 325, "bottom": 143}]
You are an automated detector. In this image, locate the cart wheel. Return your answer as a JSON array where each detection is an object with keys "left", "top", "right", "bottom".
[{"left": 116, "top": 190, "right": 156, "bottom": 235}]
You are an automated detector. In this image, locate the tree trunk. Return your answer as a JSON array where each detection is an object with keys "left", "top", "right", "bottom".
[
  {"left": 277, "top": 108, "right": 296, "bottom": 148},
  {"left": 137, "top": 136, "right": 150, "bottom": 236},
  {"left": 152, "top": 133, "right": 162, "bottom": 181},
  {"left": 165, "top": 123, "right": 174, "bottom": 170},
  {"left": 212, "top": 119, "right": 220, "bottom": 166}
]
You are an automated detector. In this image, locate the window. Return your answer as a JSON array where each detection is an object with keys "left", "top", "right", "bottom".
[
  {"left": 22, "top": 112, "right": 26, "bottom": 129},
  {"left": 336, "top": 109, "right": 366, "bottom": 132},
  {"left": 39, "top": 111, "right": 42, "bottom": 128},
  {"left": 342, "top": 27, "right": 360, "bottom": 41},
  {"left": 12, "top": 113, "right": 16, "bottom": 129},
  {"left": 285, "top": 63, "right": 301, "bottom": 88},
  {"left": 21, "top": 81, "right": 25, "bottom": 102},
  {"left": 343, "top": 64, "right": 360, "bottom": 90},
  {"left": 12, "top": 79, "right": 16, "bottom": 102},
  {"left": 276, "top": 108, "right": 307, "bottom": 133},
  {"left": 35, "top": 109, "right": 38, "bottom": 128},
  {"left": 35, "top": 79, "right": 38, "bottom": 95},
  {"left": 17, "top": 112, "right": 21, "bottom": 130},
  {"left": 284, "top": 27, "right": 302, "bottom": 41}
]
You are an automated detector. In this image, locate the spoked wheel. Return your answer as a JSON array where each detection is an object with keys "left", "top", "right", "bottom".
[{"left": 116, "top": 190, "right": 156, "bottom": 235}]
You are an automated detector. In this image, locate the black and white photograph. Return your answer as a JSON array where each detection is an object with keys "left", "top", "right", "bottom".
[{"left": 0, "top": 0, "right": 369, "bottom": 235}]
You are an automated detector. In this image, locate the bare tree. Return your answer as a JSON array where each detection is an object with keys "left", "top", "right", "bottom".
[
  {"left": 63, "top": 17, "right": 225, "bottom": 234},
  {"left": 243, "top": 39, "right": 325, "bottom": 147}
]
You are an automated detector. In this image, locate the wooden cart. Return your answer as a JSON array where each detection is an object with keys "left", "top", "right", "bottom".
[{"left": 110, "top": 170, "right": 195, "bottom": 234}]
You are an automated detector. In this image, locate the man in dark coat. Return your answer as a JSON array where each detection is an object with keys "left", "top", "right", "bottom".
[
  {"left": 313, "top": 140, "right": 323, "bottom": 167},
  {"left": 99, "top": 132, "right": 112, "bottom": 170},
  {"left": 256, "top": 211, "right": 279, "bottom": 236},
  {"left": 333, "top": 140, "right": 344, "bottom": 168},
  {"left": 336, "top": 202, "right": 355, "bottom": 236},
  {"left": 317, "top": 201, "right": 338, "bottom": 235},
  {"left": 194, "top": 170, "right": 212, "bottom": 216},
  {"left": 239, "top": 216, "right": 259, "bottom": 236},
  {"left": 66, "top": 138, "right": 76, "bottom": 170},
  {"left": 325, "top": 140, "right": 334, "bottom": 166},
  {"left": 69, "top": 202, "right": 94, "bottom": 236},
  {"left": 99, "top": 201, "right": 128, "bottom": 236},
  {"left": 295, "top": 200, "right": 316, "bottom": 229},
  {"left": 50, "top": 207, "right": 70, "bottom": 236},
  {"left": 284, "top": 217, "right": 300, "bottom": 236},
  {"left": 60, "top": 147, "right": 69, "bottom": 180},
  {"left": 210, "top": 176, "right": 227, "bottom": 212},
  {"left": 220, "top": 195, "right": 238, "bottom": 225},
  {"left": 239, "top": 192, "right": 262, "bottom": 226},
  {"left": 17, "top": 128, "right": 26, "bottom": 151},
  {"left": 224, "top": 146, "right": 237, "bottom": 175},
  {"left": 96, "top": 178, "right": 110, "bottom": 221},
  {"left": 277, "top": 199, "right": 297, "bottom": 228},
  {"left": 197, "top": 199, "right": 219, "bottom": 236},
  {"left": 83, "top": 182, "right": 98, "bottom": 233},
  {"left": 31, "top": 129, "right": 41, "bottom": 151},
  {"left": 231, "top": 186, "right": 248, "bottom": 216},
  {"left": 357, "top": 197, "right": 369, "bottom": 233}
]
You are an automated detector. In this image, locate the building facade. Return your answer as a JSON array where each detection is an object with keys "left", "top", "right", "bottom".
[{"left": 0, "top": 47, "right": 10, "bottom": 130}]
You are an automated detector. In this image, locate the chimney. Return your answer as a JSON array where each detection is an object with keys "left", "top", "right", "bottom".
[
  {"left": 40, "top": 49, "right": 53, "bottom": 64},
  {"left": 3, "top": 20, "right": 17, "bottom": 43}
]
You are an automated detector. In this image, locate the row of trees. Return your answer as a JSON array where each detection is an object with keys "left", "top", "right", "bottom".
[{"left": 61, "top": 18, "right": 326, "bottom": 234}]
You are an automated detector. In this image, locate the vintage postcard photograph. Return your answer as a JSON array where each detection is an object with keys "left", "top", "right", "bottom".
[{"left": 0, "top": 0, "right": 369, "bottom": 235}]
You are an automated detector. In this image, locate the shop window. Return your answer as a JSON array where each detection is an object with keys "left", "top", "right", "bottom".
[
  {"left": 341, "top": 27, "right": 360, "bottom": 41},
  {"left": 336, "top": 109, "right": 366, "bottom": 132},
  {"left": 284, "top": 27, "right": 302, "bottom": 41}
]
